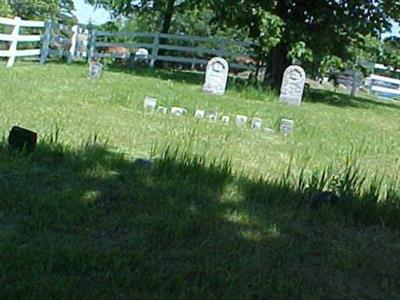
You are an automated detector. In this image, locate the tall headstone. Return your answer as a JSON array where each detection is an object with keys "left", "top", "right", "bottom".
[
  {"left": 279, "top": 65, "right": 306, "bottom": 106},
  {"left": 203, "top": 57, "right": 229, "bottom": 95}
]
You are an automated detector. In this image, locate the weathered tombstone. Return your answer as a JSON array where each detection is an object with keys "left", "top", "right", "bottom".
[
  {"left": 251, "top": 118, "right": 263, "bottom": 130},
  {"left": 194, "top": 109, "right": 205, "bottom": 119},
  {"left": 8, "top": 126, "right": 37, "bottom": 153},
  {"left": 171, "top": 107, "right": 188, "bottom": 116},
  {"left": 280, "top": 119, "right": 294, "bottom": 134},
  {"left": 202, "top": 57, "right": 229, "bottom": 95},
  {"left": 143, "top": 97, "right": 157, "bottom": 112},
  {"left": 279, "top": 65, "right": 306, "bottom": 106},
  {"left": 221, "top": 116, "right": 230, "bottom": 124},
  {"left": 88, "top": 62, "right": 103, "bottom": 80},
  {"left": 208, "top": 111, "right": 218, "bottom": 122},
  {"left": 157, "top": 106, "right": 168, "bottom": 114},
  {"left": 134, "top": 48, "right": 149, "bottom": 61},
  {"left": 264, "top": 127, "right": 274, "bottom": 134},
  {"left": 235, "top": 115, "right": 248, "bottom": 127}
]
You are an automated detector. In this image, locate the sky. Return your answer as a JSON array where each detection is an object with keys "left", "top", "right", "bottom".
[{"left": 73, "top": 0, "right": 110, "bottom": 25}]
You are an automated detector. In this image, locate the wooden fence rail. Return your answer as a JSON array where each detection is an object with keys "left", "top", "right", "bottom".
[
  {"left": 90, "top": 31, "right": 257, "bottom": 71},
  {"left": 0, "top": 16, "right": 44, "bottom": 67},
  {"left": 1, "top": 15, "right": 257, "bottom": 72}
]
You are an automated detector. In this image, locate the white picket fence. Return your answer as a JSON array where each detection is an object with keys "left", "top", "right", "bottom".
[{"left": 0, "top": 16, "right": 44, "bottom": 67}]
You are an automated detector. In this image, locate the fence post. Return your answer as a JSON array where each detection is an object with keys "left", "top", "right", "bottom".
[
  {"left": 69, "top": 24, "right": 78, "bottom": 61},
  {"left": 40, "top": 20, "right": 52, "bottom": 65},
  {"left": 150, "top": 33, "right": 160, "bottom": 68},
  {"left": 6, "top": 16, "right": 21, "bottom": 68},
  {"left": 87, "top": 29, "right": 97, "bottom": 62}
]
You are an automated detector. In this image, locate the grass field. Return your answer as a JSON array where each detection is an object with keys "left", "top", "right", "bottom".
[{"left": 0, "top": 63, "right": 400, "bottom": 299}]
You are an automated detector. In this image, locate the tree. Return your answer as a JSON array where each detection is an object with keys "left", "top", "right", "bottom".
[
  {"left": 87, "top": 0, "right": 194, "bottom": 35},
  {"left": 0, "top": 0, "right": 12, "bottom": 17},
  {"left": 382, "top": 36, "right": 400, "bottom": 71},
  {"left": 210, "top": 0, "right": 400, "bottom": 88},
  {"left": 7, "top": 0, "right": 75, "bottom": 21}
]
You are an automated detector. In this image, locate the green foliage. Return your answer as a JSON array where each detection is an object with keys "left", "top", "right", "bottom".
[
  {"left": 287, "top": 41, "right": 313, "bottom": 63},
  {"left": 0, "top": 0, "right": 12, "bottom": 17},
  {"left": 319, "top": 55, "right": 344, "bottom": 75},
  {"left": 253, "top": 9, "right": 283, "bottom": 57},
  {"left": 382, "top": 36, "right": 400, "bottom": 70},
  {"left": 5, "top": 0, "right": 75, "bottom": 21}
]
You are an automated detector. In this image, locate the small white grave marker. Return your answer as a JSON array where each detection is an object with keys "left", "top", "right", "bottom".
[
  {"left": 208, "top": 111, "right": 218, "bottom": 122},
  {"left": 221, "top": 116, "right": 230, "bottom": 124},
  {"left": 203, "top": 57, "right": 229, "bottom": 95},
  {"left": 143, "top": 97, "right": 157, "bottom": 111},
  {"left": 251, "top": 118, "right": 263, "bottom": 129},
  {"left": 235, "top": 115, "right": 248, "bottom": 127},
  {"left": 279, "top": 65, "right": 306, "bottom": 106},
  {"left": 280, "top": 119, "right": 294, "bottom": 134},
  {"left": 171, "top": 107, "right": 187, "bottom": 116},
  {"left": 194, "top": 109, "right": 205, "bottom": 119},
  {"left": 157, "top": 106, "right": 168, "bottom": 114},
  {"left": 134, "top": 48, "right": 149, "bottom": 61},
  {"left": 88, "top": 62, "right": 103, "bottom": 80},
  {"left": 264, "top": 128, "right": 274, "bottom": 134}
]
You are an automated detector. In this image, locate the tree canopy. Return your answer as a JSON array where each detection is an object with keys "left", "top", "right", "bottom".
[{"left": 4, "top": 0, "right": 75, "bottom": 22}]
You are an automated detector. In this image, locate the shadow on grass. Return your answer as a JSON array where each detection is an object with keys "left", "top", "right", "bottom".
[
  {"left": 0, "top": 140, "right": 399, "bottom": 299},
  {"left": 305, "top": 88, "right": 400, "bottom": 110}
]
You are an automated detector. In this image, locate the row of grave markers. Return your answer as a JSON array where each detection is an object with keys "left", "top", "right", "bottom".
[
  {"left": 144, "top": 97, "right": 295, "bottom": 134},
  {"left": 88, "top": 57, "right": 307, "bottom": 107}
]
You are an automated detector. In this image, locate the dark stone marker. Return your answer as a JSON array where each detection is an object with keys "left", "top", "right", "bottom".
[
  {"left": 8, "top": 126, "right": 38, "bottom": 153},
  {"left": 311, "top": 191, "right": 339, "bottom": 209}
]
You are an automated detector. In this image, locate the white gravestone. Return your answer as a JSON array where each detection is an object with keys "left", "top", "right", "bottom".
[
  {"left": 251, "top": 118, "right": 263, "bottom": 129},
  {"left": 264, "top": 128, "right": 274, "bottom": 134},
  {"left": 171, "top": 107, "right": 187, "bottom": 116},
  {"left": 280, "top": 119, "right": 294, "bottom": 134},
  {"left": 203, "top": 57, "right": 229, "bottom": 95},
  {"left": 279, "top": 65, "right": 306, "bottom": 106},
  {"left": 88, "top": 62, "right": 103, "bottom": 80},
  {"left": 221, "top": 116, "right": 230, "bottom": 124},
  {"left": 194, "top": 109, "right": 206, "bottom": 119},
  {"left": 157, "top": 106, "right": 168, "bottom": 114},
  {"left": 208, "top": 112, "right": 218, "bottom": 122},
  {"left": 143, "top": 97, "right": 157, "bottom": 111},
  {"left": 235, "top": 115, "right": 248, "bottom": 127},
  {"left": 134, "top": 48, "right": 149, "bottom": 61}
]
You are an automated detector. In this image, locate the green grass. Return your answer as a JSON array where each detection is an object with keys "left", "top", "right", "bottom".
[{"left": 0, "top": 63, "right": 400, "bottom": 299}]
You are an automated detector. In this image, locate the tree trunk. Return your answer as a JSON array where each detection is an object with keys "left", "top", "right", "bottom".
[
  {"left": 156, "top": 0, "right": 175, "bottom": 67},
  {"left": 264, "top": 42, "right": 291, "bottom": 89},
  {"left": 160, "top": 0, "right": 175, "bottom": 34},
  {"left": 263, "top": 0, "right": 290, "bottom": 89}
]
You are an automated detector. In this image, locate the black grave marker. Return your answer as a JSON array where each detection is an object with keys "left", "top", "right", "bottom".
[{"left": 8, "top": 126, "right": 37, "bottom": 152}]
